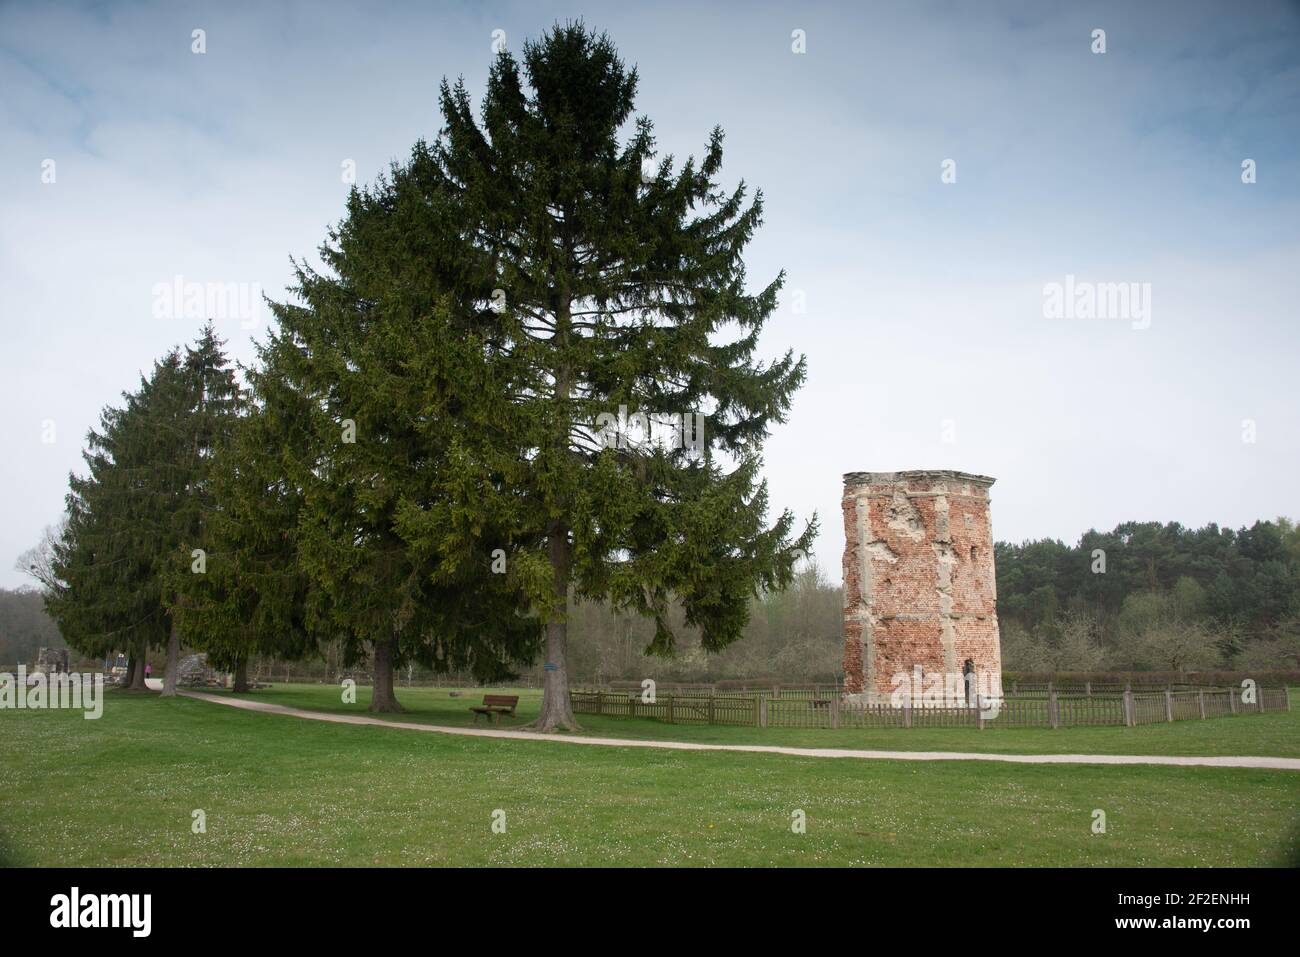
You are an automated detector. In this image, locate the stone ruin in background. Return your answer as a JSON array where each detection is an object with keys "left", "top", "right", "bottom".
[
  {"left": 842, "top": 470, "right": 1003, "bottom": 705},
  {"left": 176, "top": 653, "right": 221, "bottom": 687},
  {"left": 33, "top": 647, "right": 69, "bottom": 675}
]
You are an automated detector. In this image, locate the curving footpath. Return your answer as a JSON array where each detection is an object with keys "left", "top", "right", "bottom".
[{"left": 178, "top": 690, "right": 1300, "bottom": 771}]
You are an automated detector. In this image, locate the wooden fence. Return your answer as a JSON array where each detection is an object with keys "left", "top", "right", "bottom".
[
  {"left": 603, "top": 681, "right": 844, "bottom": 699},
  {"left": 569, "top": 686, "right": 1291, "bottom": 730}
]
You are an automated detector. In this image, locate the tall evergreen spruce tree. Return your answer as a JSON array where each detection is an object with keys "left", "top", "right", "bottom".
[
  {"left": 48, "top": 370, "right": 168, "bottom": 688},
  {"left": 171, "top": 349, "right": 321, "bottom": 693},
  {"left": 157, "top": 327, "right": 240, "bottom": 694},
  {"left": 48, "top": 328, "right": 239, "bottom": 690},
  {"left": 252, "top": 161, "right": 544, "bottom": 712},
  {"left": 422, "top": 23, "right": 816, "bottom": 730}
]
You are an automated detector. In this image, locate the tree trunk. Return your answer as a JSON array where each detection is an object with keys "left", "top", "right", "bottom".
[
  {"left": 232, "top": 655, "right": 250, "bottom": 693},
  {"left": 123, "top": 655, "right": 138, "bottom": 688},
  {"left": 525, "top": 278, "right": 580, "bottom": 733},
  {"left": 525, "top": 522, "right": 580, "bottom": 732},
  {"left": 126, "top": 649, "right": 148, "bottom": 690},
  {"left": 161, "top": 619, "right": 181, "bottom": 697},
  {"left": 369, "top": 637, "right": 402, "bottom": 713}
]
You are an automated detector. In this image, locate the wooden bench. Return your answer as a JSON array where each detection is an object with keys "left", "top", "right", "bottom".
[{"left": 470, "top": 694, "right": 519, "bottom": 724}]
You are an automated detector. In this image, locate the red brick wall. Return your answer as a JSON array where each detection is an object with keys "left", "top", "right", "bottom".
[{"left": 842, "top": 471, "right": 1001, "bottom": 701}]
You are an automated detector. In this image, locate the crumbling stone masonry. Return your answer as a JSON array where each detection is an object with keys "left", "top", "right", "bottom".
[
  {"left": 842, "top": 470, "right": 1002, "bottom": 703},
  {"left": 33, "top": 647, "right": 69, "bottom": 675}
]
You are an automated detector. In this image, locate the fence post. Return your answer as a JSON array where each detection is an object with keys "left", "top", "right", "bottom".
[
  {"left": 1085, "top": 681, "right": 1091, "bottom": 699},
  {"left": 1048, "top": 688, "right": 1059, "bottom": 729},
  {"left": 1229, "top": 689, "right": 1238, "bottom": 715},
  {"left": 1287, "top": 687, "right": 1292, "bottom": 712},
  {"left": 1198, "top": 690, "right": 1206, "bottom": 719},
  {"left": 975, "top": 701, "right": 984, "bottom": 730},
  {"left": 1164, "top": 689, "right": 1173, "bottom": 722},
  {"left": 759, "top": 695, "right": 767, "bottom": 728},
  {"left": 596, "top": 690, "right": 604, "bottom": 716},
  {"left": 1123, "top": 690, "right": 1135, "bottom": 727},
  {"left": 830, "top": 695, "right": 840, "bottom": 729},
  {"left": 708, "top": 693, "right": 715, "bottom": 725},
  {"left": 667, "top": 694, "right": 674, "bottom": 724},
  {"left": 903, "top": 695, "right": 912, "bottom": 728}
]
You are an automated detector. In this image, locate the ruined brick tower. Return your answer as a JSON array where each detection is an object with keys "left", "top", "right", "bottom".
[{"left": 842, "top": 470, "right": 1002, "bottom": 703}]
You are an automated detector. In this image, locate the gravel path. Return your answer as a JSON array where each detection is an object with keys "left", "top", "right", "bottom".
[{"left": 178, "top": 690, "right": 1300, "bottom": 770}]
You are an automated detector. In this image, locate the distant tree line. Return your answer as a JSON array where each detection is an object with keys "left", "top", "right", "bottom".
[
  {"left": 995, "top": 519, "right": 1300, "bottom": 673},
  {"left": 13, "top": 516, "right": 1299, "bottom": 681},
  {"left": 242, "top": 563, "right": 844, "bottom": 686},
  {"left": 564, "top": 564, "right": 842, "bottom": 683},
  {"left": 0, "top": 588, "right": 66, "bottom": 667}
]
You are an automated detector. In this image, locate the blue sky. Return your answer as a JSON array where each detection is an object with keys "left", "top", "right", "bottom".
[{"left": 1, "top": 0, "right": 1298, "bottom": 588}]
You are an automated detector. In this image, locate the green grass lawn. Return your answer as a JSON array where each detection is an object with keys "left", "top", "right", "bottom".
[
  {"left": 1, "top": 689, "right": 1297, "bottom": 867},
  {"left": 214, "top": 682, "right": 1300, "bottom": 758}
]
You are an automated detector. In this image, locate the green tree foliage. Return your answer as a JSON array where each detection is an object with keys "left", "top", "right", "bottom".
[
  {"left": 1110, "top": 582, "right": 1223, "bottom": 671},
  {"left": 999, "top": 520, "right": 1299, "bottom": 639},
  {"left": 420, "top": 23, "right": 815, "bottom": 728},
  {"left": 47, "top": 355, "right": 167, "bottom": 686},
  {"left": 169, "top": 339, "right": 319, "bottom": 693},
  {"left": 155, "top": 327, "right": 241, "bottom": 694},
  {"left": 44, "top": 329, "right": 240, "bottom": 691},
  {"left": 998, "top": 519, "right": 1300, "bottom": 672},
  {"left": 244, "top": 140, "right": 548, "bottom": 712}
]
